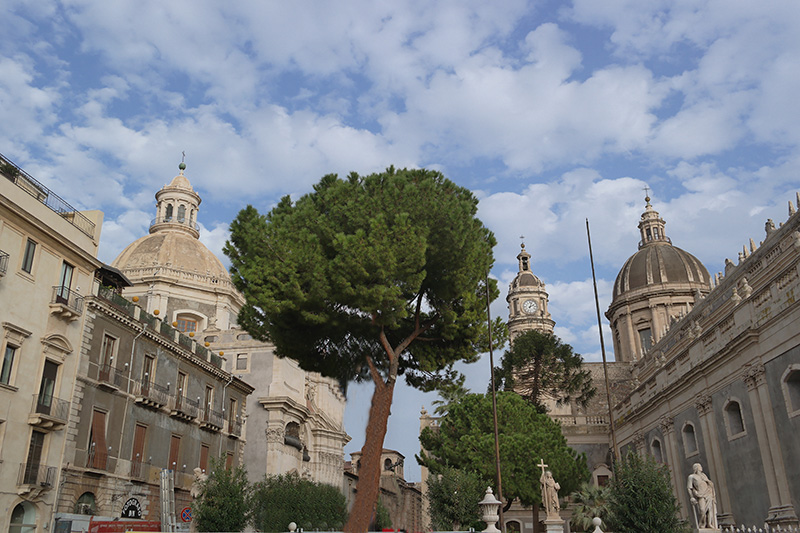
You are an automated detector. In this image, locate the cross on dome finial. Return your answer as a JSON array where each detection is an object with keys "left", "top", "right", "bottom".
[
  {"left": 520, "top": 235, "right": 525, "bottom": 249},
  {"left": 643, "top": 186, "right": 651, "bottom": 205},
  {"left": 179, "top": 151, "right": 186, "bottom": 174}
]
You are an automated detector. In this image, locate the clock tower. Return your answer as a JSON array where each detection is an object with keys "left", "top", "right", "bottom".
[{"left": 506, "top": 243, "right": 555, "bottom": 339}]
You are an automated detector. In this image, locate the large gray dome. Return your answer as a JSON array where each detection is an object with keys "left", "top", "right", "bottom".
[{"left": 613, "top": 242, "right": 710, "bottom": 298}]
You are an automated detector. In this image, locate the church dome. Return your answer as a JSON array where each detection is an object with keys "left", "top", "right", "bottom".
[
  {"left": 112, "top": 230, "right": 230, "bottom": 281},
  {"left": 612, "top": 196, "right": 710, "bottom": 299},
  {"left": 613, "top": 243, "right": 709, "bottom": 298}
]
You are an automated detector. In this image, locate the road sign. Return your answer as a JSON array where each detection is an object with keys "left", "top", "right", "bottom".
[{"left": 180, "top": 507, "right": 192, "bottom": 523}]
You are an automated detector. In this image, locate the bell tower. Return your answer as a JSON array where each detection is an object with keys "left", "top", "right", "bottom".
[{"left": 506, "top": 243, "right": 555, "bottom": 339}]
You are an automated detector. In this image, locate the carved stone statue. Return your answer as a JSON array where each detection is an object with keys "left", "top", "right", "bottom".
[
  {"left": 687, "top": 463, "right": 718, "bottom": 529},
  {"left": 540, "top": 470, "right": 561, "bottom": 517},
  {"left": 191, "top": 467, "right": 208, "bottom": 500}
]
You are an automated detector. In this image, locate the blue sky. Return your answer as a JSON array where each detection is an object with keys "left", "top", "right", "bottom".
[{"left": 3, "top": 0, "right": 800, "bottom": 481}]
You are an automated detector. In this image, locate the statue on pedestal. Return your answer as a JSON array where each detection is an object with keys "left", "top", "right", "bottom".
[{"left": 687, "top": 463, "right": 718, "bottom": 530}]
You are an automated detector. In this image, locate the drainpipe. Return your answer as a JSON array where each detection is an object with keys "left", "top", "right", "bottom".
[
  {"left": 116, "top": 322, "right": 148, "bottom": 500},
  {"left": 218, "top": 374, "right": 234, "bottom": 459}
]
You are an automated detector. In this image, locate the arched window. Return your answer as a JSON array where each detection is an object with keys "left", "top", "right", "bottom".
[
  {"left": 75, "top": 492, "right": 96, "bottom": 515},
  {"left": 725, "top": 400, "right": 746, "bottom": 438},
  {"left": 284, "top": 421, "right": 302, "bottom": 450},
  {"left": 384, "top": 458, "right": 393, "bottom": 470},
  {"left": 651, "top": 438, "right": 664, "bottom": 463},
  {"left": 164, "top": 204, "right": 173, "bottom": 221},
  {"left": 506, "top": 521, "right": 521, "bottom": 533},
  {"left": 682, "top": 423, "right": 698, "bottom": 455},
  {"left": 782, "top": 366, "right": 800, "bottom": 417},
  {"left": 9, "top": 502, "right": 36, "bottom": 533},
  {"left": 177, "top": 205, "right": 186, "bottom": 223},
  {"left": 175, "top": 312, "right": 203, "bottom": 334}
]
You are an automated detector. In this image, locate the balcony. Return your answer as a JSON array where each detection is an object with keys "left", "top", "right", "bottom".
[
  {"left": 149, "top": 215, "right": 200, "bottom": 232},
  {"left": 0, "top": 249, "right": 8, "bottom": 278},
  {"left": 49, "top": 286, "right": 84, "bottom": 321},
  {"left": 1, "top": 152, "right": 96, "bottom": 238},
  {"left": 227, "top": 418, "right": 242, "bottom": 439},
  {"left": 199, "top": 408, "right": 223, "bottom": 432},
  {"left": 169, "top": 394, "right": 199, "bottom": 422},
  {"left": 97, "top": 363, "right": 128, "bottom": 391},
  {"left": 28, "top": 394, "right": 70, "bottom": 430},
  {"left": 132, "top": 379, "right": 168, "bottom": 409},
  {"left": 17, "top": 463, "right": 56, "bottom": 497},
  {"left": 85, "top": 446, "right": 114, "bottom": 474}
]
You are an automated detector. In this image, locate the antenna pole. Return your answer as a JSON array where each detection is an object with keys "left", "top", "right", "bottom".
[
  {"left": 586, "top": 219, "right": 620, "bottom": 467},
  {"left": 486, "top": 273, "right": 505, "bottom": 532}
]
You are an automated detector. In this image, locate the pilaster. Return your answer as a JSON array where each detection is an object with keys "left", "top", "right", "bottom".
[{"left": 694, "top": 394, "right": 734, "bottom": 527}]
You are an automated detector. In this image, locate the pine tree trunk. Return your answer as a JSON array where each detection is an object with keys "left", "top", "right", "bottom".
[{"left": 344, "top": 378, "right": 396, "bottom": 533}]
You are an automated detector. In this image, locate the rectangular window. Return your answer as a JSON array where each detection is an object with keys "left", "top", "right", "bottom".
[
  {"left": 175, "top": 371, "right": 187, "bottom": 410},
  {"left": 638, "top": 328, "right": 653, "bottom": 354},
  {"left": 225, "top": 451, "right": 234, "bottom": 471},
  {"left": 24, "top": 430, "right": 46, "bottom": 484},
  {"left": 1, "top": 345, "right": 16, "bottom": 385},
  {"left": 168, "top": 435, "right": 181, "bottom": 471},
  {"left": 200, "top": 444, "right": 210, "bottom": 473},
  {"left": 99, "top": 334, "right": 116, "bottom": 382},
  {"left": 235, "top": 353, "right": 248, "bottom": 371},
  {"left": 21, "top": 239, "right": 36, "bottom": 274},
  {"left": 36, "top": 360, "right": 59, "bottom": 415},
  {"left": 176, "top": 319, "right": 197, "bottom": 333},
  {"left": 131, "top": 423, "right": 147, "bottom": 478},
  {"left": 228, "top": 397, "right": 237, "bottom": 431},
  {"left": 56, "top": 261, "right": 74, "bottom": 302},
  {"left": 88, "top": 410, "right": 108, "bottom": 469}
]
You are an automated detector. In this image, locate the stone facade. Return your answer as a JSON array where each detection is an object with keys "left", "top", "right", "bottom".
[{"left": 610, "top": 195, "right": 800, "bottom": 527}]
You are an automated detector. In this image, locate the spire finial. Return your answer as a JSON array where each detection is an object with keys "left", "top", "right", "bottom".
[
  {"left": 520, "top": 235, "right": 525, "bottom": 249},
  {"left": 179, "top": 151, "right": 186, "bottom": 174},
  {"left": 643, "top": 186, "right": 651, "bottom": 205}
]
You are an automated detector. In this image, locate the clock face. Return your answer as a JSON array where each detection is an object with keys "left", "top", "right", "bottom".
[{"left": 522, "top": 299, "right": 539, "bottom": 314}]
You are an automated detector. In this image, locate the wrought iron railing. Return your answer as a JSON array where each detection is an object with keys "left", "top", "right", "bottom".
[
  {"left": 97, "top": 285, "right": 135, "bottom": 316},
  {"left": 132, "top": 379, "right": 169, "bottom": 406},
  {"left": 97, "top": 363, "right": 128, "bottom": 389},
  {"left": 201, "top": 407, "right": 224, "bottom": 430},
  {"left": 0, "top": 249, "right": 8, "bottom": 277},
  {"left": 228, "top": 418, "right": 242, "bottom": 437},
  {"left": 1, "top": 152, "right": 96, "bottom": 238},
  {"left": 170, "top": 394, "right": 200, "bottom": 419},
  {"left": 129, "top": 454, "right": 148, "bottom": 479},
  {"left": 51, "top": 285, "right": 84, "bottom": 314},
  {"left": 31, "top": 394, "right": 70, "bottom": 421},
  {"left": 18, "top": 462, "right": 56, "bottom": 487},
  {"left": 86, "top": 446, "right": 109, "bottom": 470}
]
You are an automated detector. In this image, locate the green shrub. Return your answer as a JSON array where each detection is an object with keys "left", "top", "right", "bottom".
[{"left": 251, "top": 472, "right": 348, "bottom": 532}]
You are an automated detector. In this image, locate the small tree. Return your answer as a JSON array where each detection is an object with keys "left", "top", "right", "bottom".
[
  {"left": 372, "top": 498, "right": 392, "bottom": 531},
  {"left": 607, "top": 452, "right": 689, "bottom": 533},
  {"left": 426, "top": 466, "right": 484, "bottom": 531},
  {"left": 419, "top": 392, "right": 589, "bottom": 510},
  {"left": 569, "top": 482, "right": 611, "bottom": 532},
  {"left": 225, "top": 168, "right": 504, "bottom": 532},
  {"left": 191, "top": 458, "right": 250, "bottom": 532},
  {"left": 494, "top": 330, "right": 595, "bottom": 413},
  {"left": 251, "top": 472, "right": 348, "bottom": 532}
]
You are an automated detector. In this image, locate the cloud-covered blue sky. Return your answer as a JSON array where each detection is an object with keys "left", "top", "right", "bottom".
[{"left": 3, "top": 0, "right": 800, "bottom": 480}]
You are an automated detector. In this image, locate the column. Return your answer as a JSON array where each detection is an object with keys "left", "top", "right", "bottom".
[
  {"left": 744, "top": 363, "right": 799, "bottom": 527},
  {"left": 659, "top": 417, "right": 690, "bottom": 517},
  {"left": 694, "top": 394, "right": 734, "bottom": 527}
]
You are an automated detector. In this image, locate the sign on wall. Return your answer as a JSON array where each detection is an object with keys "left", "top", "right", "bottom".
[{"left": 121, "top": 498, "right": 142, "bottom": 519}]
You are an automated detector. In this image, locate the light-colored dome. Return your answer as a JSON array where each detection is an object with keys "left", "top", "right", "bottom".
[
  {"left": 613, "top": 242, "right": 710, "bottom": 298},
  {"left": 112, "top": 230, "right": 230, "bottom": 281},
  {"left": 168, "top": 173, "right": 193, "bottom": 191}
]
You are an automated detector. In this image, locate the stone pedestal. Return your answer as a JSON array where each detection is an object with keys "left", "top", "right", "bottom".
[{"left": 543, "top": 517, "right": 565, "bottom": 533}]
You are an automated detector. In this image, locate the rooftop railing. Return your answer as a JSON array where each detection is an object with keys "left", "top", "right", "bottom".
[{"left": 1, "top": 152, "right": 96, "bottom": 238}]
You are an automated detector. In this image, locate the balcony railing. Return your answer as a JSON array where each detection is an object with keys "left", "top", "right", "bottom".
[
  {"left": 200, "top": 407, "right": 224, "bottom": 431},
  {"left": 51, "top": 285, "right": 84, "bottom": 317},
  {"left": 1, "top": 152, "right": 96, "bottom": 238},
  {"left": 169, "top": 394, "right": 200, "bottom": 421},
  {"left": 227, "top": 418, "right": 242, "bottom": 438},
  {"left": 132, "top": 379, "right": 168, "bottom": 409},
  {"left": 129, "top": 454, "right": 149, "bottom": 479},
  {"left": 0, "top": 249, "right": 8, "bottom": 277},
  {"left": 29, "top": 394, "right": 70, "bottom": 429},
  {"left": 86, "top": 446, "right": 110, "bottom": 471},
  {"left": 18, "top": 462, "right": 56, "bottom": 487},
  {"left": 97, "top": 363, "right": 128, "bottom": 390}
]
